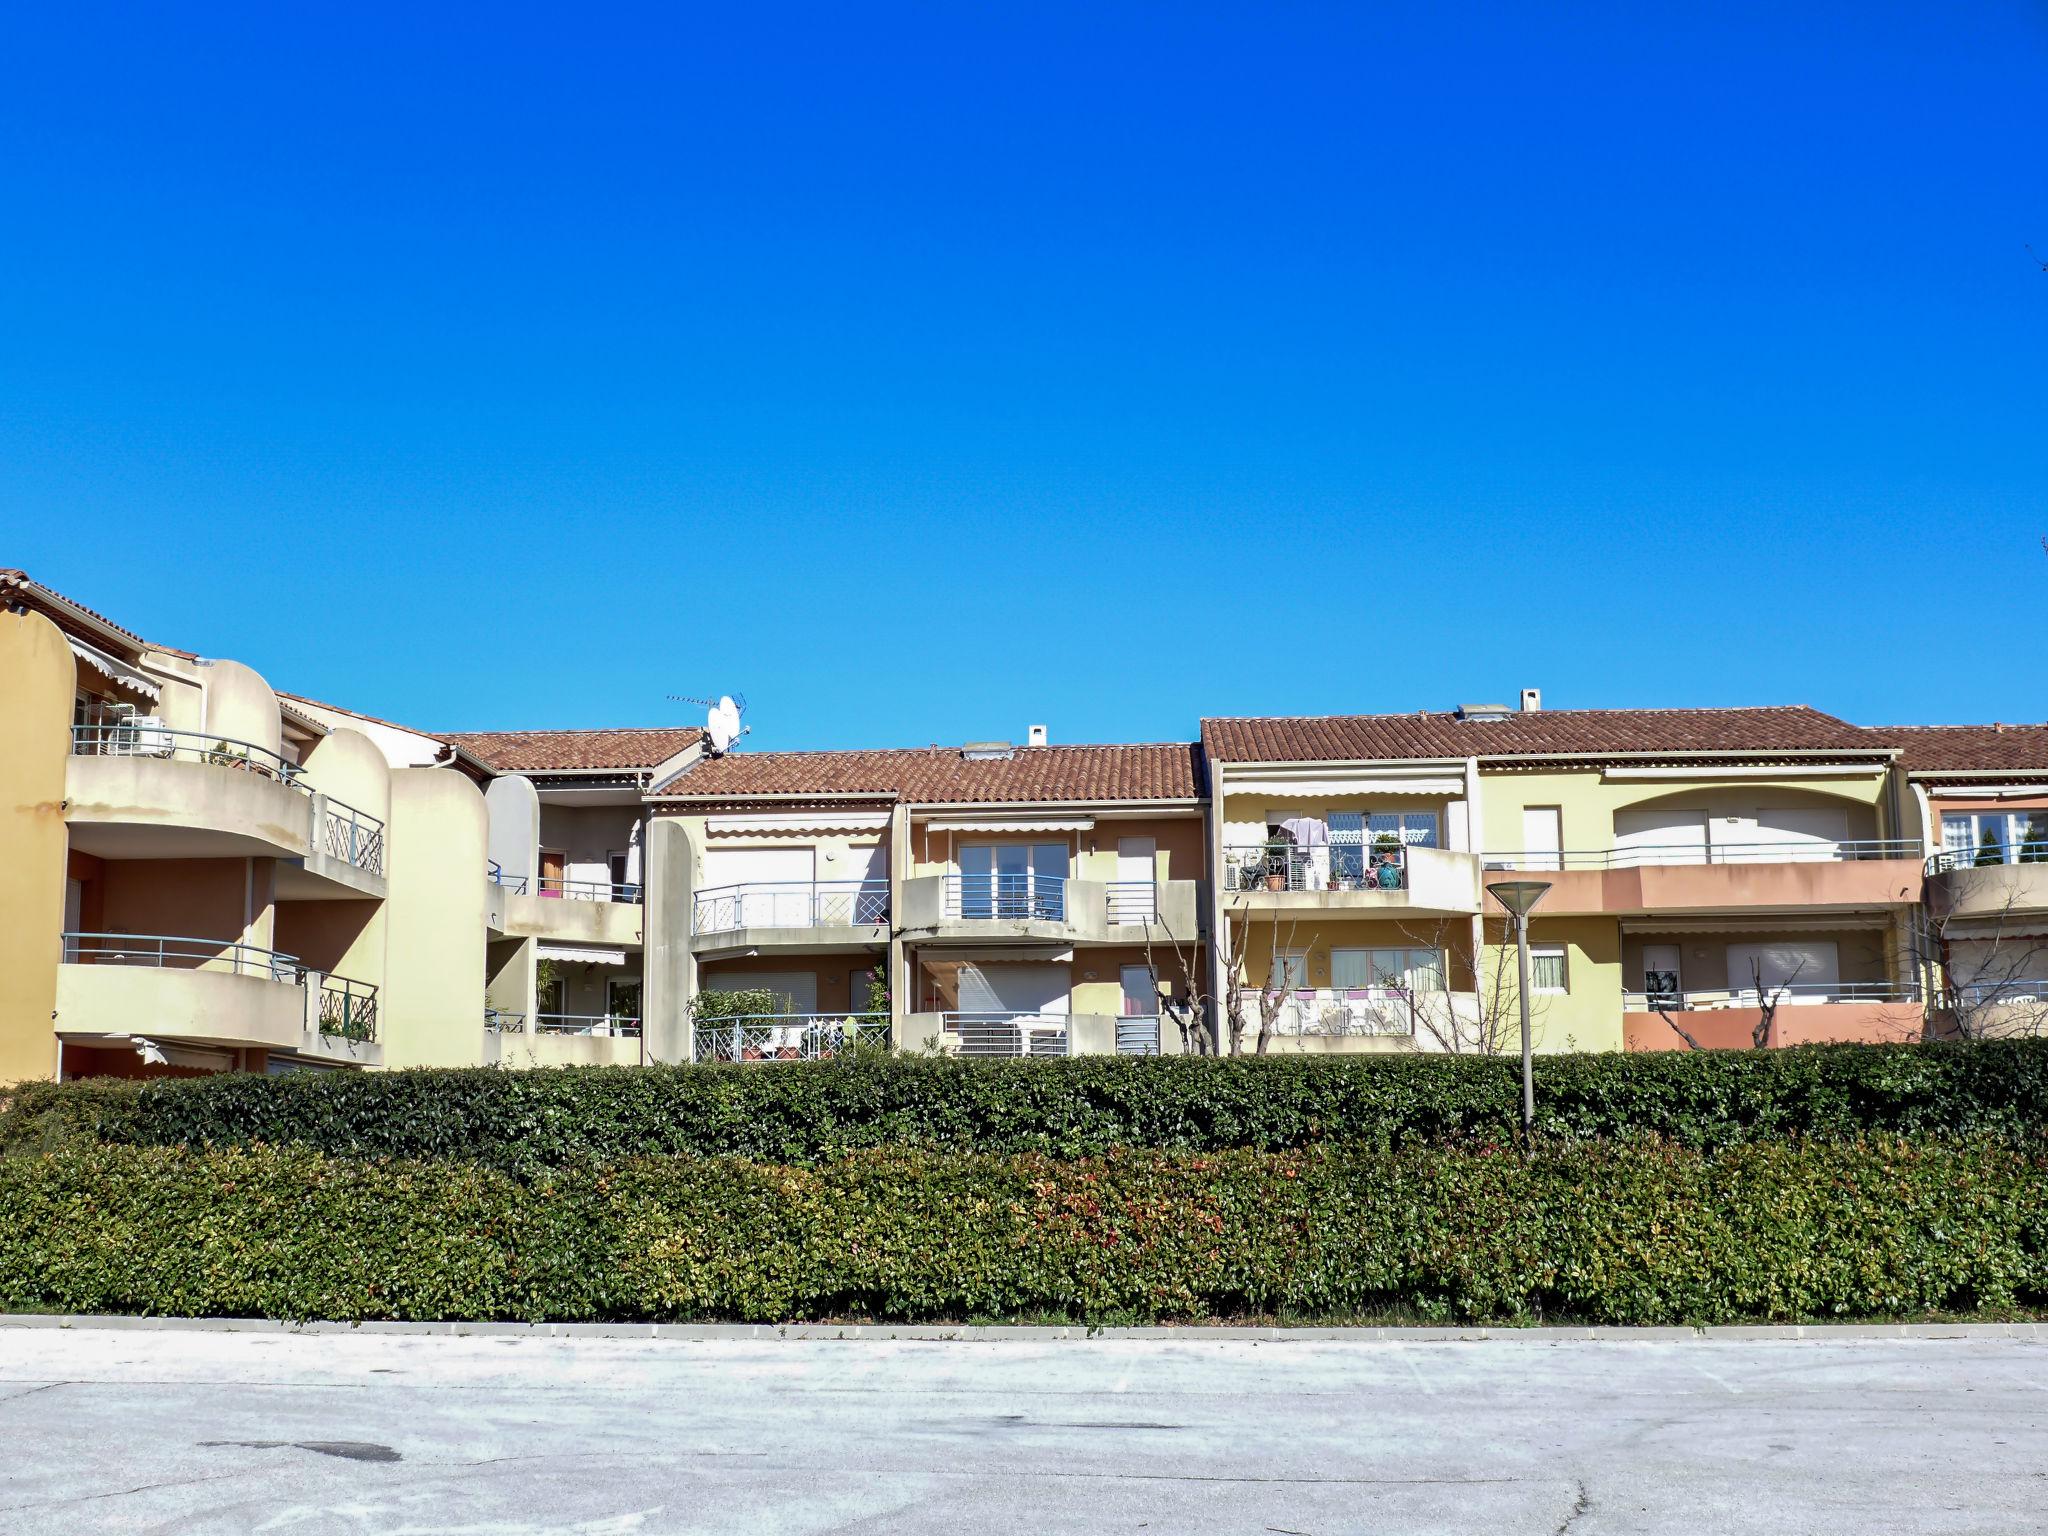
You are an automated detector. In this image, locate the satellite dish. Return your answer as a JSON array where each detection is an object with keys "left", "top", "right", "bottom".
[{"left": 706, "top": 695, "right": 743, "bottom": 754}]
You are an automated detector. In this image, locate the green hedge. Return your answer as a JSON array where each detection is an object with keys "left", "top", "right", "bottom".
[
  {"left": 7, "top": 1042, "right": 2048, "bottom": 1170},
  {"left": 1, "top": 1137, "right": 2042, "bottom": 1324}
]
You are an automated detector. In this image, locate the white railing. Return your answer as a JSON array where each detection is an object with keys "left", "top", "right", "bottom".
[
  {"left": 536, "top": 876, "right": 642, "bottom": 904},
  {"left": 1929, "top": 845, "right": 2048, "bottom": 874},
  {"left": 1104, "top": 881, "right": 1159, "bottom": 925},
  {"left": 691, "top": 880, "right": 889, "bottom": 935},
  {"left": 1261, "top": 987, "right": 1422, "bottom": 1038},
  {"left": 535, "top": 1013, "right": 641, "bottom": 1038},
  {"left": 1224, "top": 844, "right": 1408, "bottom": 893},
  {"left": 943, "top": 1011, "right": 1070, "bottom": 1057},
  {"left": 1482, "top": 839, "right": 1921, "bottom": 872},
  {"left": 943, "top": 873, "right": 1066, "bottom": 921},
  {"left": 1622, "top": 982, "right": 1921, "bottom": 1011},
  {"left": 695, "top": 1013, "right": 889, "bottom": 1062},
  {"left": 70, "top": 723, "right": 305, "bottom": 785},
  {"left": 1948, "top": 979, "right": 2048, "bottom": 1007}
]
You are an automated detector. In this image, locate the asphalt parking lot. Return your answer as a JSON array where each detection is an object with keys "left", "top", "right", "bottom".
[{"left": 0, "top": 1322, "right": 2043, "bottom": 1534}]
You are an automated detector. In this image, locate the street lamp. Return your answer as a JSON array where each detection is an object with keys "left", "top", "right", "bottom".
[{"left": 1487, "top": 879, "right": 1553, "bottom": 1136}]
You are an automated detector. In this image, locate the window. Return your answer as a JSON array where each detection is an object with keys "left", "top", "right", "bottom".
[
  {"left": 1944, "top": 811, "right": 2048, "bottom": 866},
  {"left": 1331, "top": 947, "right": 1445, "bottom": 993},
  {"left": 1530, "top": 945, "right": 1569, "bottom": 994}
]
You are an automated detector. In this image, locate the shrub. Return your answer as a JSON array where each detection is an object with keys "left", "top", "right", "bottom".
[{"left": 0, "top": 1136, "right": 2041, "bottom": 1325}]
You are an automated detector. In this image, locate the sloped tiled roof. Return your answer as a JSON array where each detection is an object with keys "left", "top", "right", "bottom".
[
  {"left": 0, "top": 568, "right": 152, "bottom": 649},
  {"left": 440, "top": 727, "right": 704, "bottom": 773},
  {"left": 1880, "top": 724, "right": 2048, "bottom": 776},
  {"left": 654, "top": 742, "right": 1204, "bottom": 804},
  {"left": 1200, "top": 706, "right": 1883, "bottom": 764}
]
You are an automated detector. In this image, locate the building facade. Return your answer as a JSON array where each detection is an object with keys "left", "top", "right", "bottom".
[{"left": 4, "top": 570, "right": 2044, "bottom": 1081}]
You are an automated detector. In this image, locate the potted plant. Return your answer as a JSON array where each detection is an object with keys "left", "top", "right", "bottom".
[
  {"left": 1262, "top": 836, "right": 1292, "bottom": 891},
  {"left": 1372, "top": 832, "right": 1404, "bottom": 890}
]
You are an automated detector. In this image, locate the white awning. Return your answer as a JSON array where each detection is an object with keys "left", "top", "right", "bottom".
[
  {"left": 925, "top": 817, "right": 1094, "bottom": 833},
  {"left": 1226, "top": 777, "right": 1461, "bottom": 798},
  {"left": 707, "top": 811, "right": 892, "bottom": 835},
  {"left": 535, "top": 944, "right": 629, "bottom": 965},
  {"left": 68, "top": 638, "right": 160, "bottom": 701}
]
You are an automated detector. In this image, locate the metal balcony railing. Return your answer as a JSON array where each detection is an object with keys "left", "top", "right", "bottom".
[
  {"left": 1261, "top": 987, "right": 1425, "bottom": 1037},
  {"left": 59, "top": 931, "right": 303, "bottom": 984},
  {"left": 942, "top": 1011, "right": 1070, "bottom": 1057},
  {"left": 317, "top": 975, "right": 379, "bottom": 1042},
  {"left": 487, "top": 861, "right": 528, "bottom": 894},
  {"left": 322, "top": 798, "right": 386, "bottom": 876},
  {"left": 1928, "top": 844, "right": 2048, "bottom": 874},
  {"left": 484, "top": 1007, "right": 525, "bottom": 1032},
  {"left": 691, "top": 880, "right": 889, "bottom": 935},
  {"left": 1225, "top": 844, "right": 1408, "bottom": 893},
  {"left": 535, "top": 1012, "right": 641, "bottom": 1038},
  {"left": 71, "top": 723, "right": 305, "bottom": 786},
  {"left": 695, "top": 1013, "right": 889, "bottom": 1062},
  {"left": 942, "top": 873, "right": 1066, "bottom": 921},
  {"left": 1948, "top": 979, "right": 2048, "bottom": 1007},
  {"left": 1104, "top": 881, "right": 1159, "bottom": 925},
  {"left": 536, "top": 876, "right": 642, "bottom": 904},
  {"left": 1482, "top": 838, "right": 1922, "bottom": 872},
  {"left": 1622, "top": 981, "right": 1922, "bottom": 1011}
]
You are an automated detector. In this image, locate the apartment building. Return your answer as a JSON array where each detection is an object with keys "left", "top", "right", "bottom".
[
  {"left": 5, "top": 566, "right": 2043, "bottom": 1081},
  {"left": 644, "top": 737, "right": 1208, "bottom": 1060}
]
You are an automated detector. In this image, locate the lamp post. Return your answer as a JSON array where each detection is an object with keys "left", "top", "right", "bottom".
[{"left": 1487, "top": 879, "right": 1553, "bottom": 1136}]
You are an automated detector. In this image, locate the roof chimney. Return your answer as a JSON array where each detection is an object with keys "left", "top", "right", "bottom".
[
  {"left": 1520, "top": 688, "right": 1542, "bottom": 713},
  {"left": 1027, "top": 724, "right": 1048, "bottom": 747}
]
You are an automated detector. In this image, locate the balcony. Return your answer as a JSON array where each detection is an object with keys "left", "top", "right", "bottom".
[
  {"left": 692, "top": 1012, "right": 890, "bottom": 1062},
  {"left": 1479, "top": 839, "right": 1924, "bottom": 916},
  {"left": 535, "top": 1012, "right": 642, "bottom": 1039},
  {"left": 900, "top": 873, "right": 1201, "bottom": 943},
  {"left": 1221, "top": 843, "right": 1481, "bottom": 916},
  {"left": 689, "top": 880, "right": 890, "bottom": 956},
  {"left": 482, "top": 1008, "right": 640, "bottom": 1068},
  {"left": 1925, "top": 846, "right": 2048, "bottom": 922},
  {"left": 66, "top": 724, "right": 313, "bottom": 862},
  {"left": 940, "top": 1010, "right": 1072, "bottom": 1057},
  {"left": 54, "top": 932, "right": 379, "bottom": 1066},
  {"left": 1621, "top": 981, "right": 1925, "bottom": 1051},
  {"left": 488, "top": 864, "right": 643, "bottom": 948}
]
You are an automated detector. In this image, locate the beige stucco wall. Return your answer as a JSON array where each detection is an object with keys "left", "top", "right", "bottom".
[
  {"left": 0, "top": 609, "right": 74, "bottom": 1082},
  {"left": 1477, "top": 770, "right": 1891, "bottom": 854},
  {"left": 380, "top": 767, "right": 489, "bottom": 1066},
  {"left": 301, "top": 727, "right": 392, "bottom": 825}
]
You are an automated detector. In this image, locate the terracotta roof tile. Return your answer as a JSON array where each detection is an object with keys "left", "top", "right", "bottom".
[
  {"left": 1200, "top": 706, "right": 1881, "bottom": 763},
  {"left": 440, "top": 727, "right": 704, "bottom": 773},
  {"left": 0, "top": 569, "right": 151, "bottom": 649},
  {"left": 655, "top": 742, "right": 1203, "bottom": 804},
  {"left": 1879, "top": 724, "right": 2048, "bottom": 776}
]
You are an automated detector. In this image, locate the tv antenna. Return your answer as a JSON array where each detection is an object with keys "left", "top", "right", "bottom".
[{"left": 669, "top": 692, "right": 748, "bottom": 755}]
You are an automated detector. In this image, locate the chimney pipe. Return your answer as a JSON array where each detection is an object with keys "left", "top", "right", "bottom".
[
  {"left": 1520, "top": 688, "right": 1542, "bottom": 713},
  {"left": 1027, "top": 724, "right": 1048, "bottom": 747}
]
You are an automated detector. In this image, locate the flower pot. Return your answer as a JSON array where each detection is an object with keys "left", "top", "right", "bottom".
[{"left": 1265, "top": 873, "right": 1286, "bottom": 892}]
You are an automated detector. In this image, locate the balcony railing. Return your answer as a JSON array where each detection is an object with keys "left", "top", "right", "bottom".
[
  {"left": 537, "top": 876, "right": 642, "bottom": 904},
  {"left": 1224, "top": 844, "right": 1408, "bottom": 893},
  {"left": 1928, "top": 844, "right": 2048, "bottom": 874},
  {"left": 1104, "top": 881, "right": 1159, "bottom": 925},
  {"left": 60, "top": 931, "right": 302, "bottom": 984},
  {"left": 70, "top": 723, "right": 305, "bottom": 786},
  {"left": 317, "top": 975, "right": 379, "bottom": 1042},
  {"left": 691, "top": 880, "right": 889, "bottom": 935},
  {"left": 1947, "top": 979, "right": 2048, "bottom": 1007},
  {"left": 942, "top": 1011, "right": 1070, "bottom": 1057},
  {"left": 942, "top": 873, "right": 1066, "bottom": 921},
  {"left": 322, "top": 798, "right": 386, "bottom": 876},
  {"left": 696, "top": 1013, "right": 888, "bottom": 1062},
  {"left": 535, "top": 1012, "right": 641, "bottom": 1038},
  {"left": 484, "top": 1007, "right": 525, "bottom": 1032},
  {"left": 1623, "top": 981, "right": 1922, "bottom": 1010},
  {"left": 488, "top": 861, "right": 527, "bottom": 894},
  {"left": 1116, "top": 1013, "right": 1161, "bottom": 1056},
  {"left": 1482, "top": 839, "right": 1922, "bottom": 872},
  {"left": 1262, "top": 987, "right": 1423, "bottom": 1038}
]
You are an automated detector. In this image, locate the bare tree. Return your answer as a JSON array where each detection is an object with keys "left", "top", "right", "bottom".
[
  {"left": 1926, "top": 889, "right": 2048, "bottom": 1041},
  {"left": 1299, "top": 915, "right": 1545, "bottom": 1056},
  {"left": 1137, "top": 904, "right": 1216, "bottom": 1055}
]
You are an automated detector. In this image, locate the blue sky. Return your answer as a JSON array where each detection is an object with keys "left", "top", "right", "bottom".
[{"left": 3, "top": 3, "right": 2043, "bottom": 751}]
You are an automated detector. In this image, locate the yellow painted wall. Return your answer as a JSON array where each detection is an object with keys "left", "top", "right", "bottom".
[
  {"left": 1233, "top": 914, "right": 1483, "bottom": 993},
  {"left": 1478, "top": 769, "right": 1891, "bottom": 855},
  {"left": 381, "top": 767, "right": 488, "bottom": 1066},
  {"left": 1479, "top": 915, "right": 1625, "bottom": 1054},
  {"left": 0, "top": 609, "right": 73, "bottom": 1082},
  {"left": 1071, "top": 814, "right": 1205, "bottom": 884}
]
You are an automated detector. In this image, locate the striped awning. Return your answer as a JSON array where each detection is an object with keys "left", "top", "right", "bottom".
[{"left": 68, "top": 638, "right": 160, "bottom": 701}]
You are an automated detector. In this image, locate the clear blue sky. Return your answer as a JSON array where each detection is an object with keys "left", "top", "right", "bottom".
[{"left": 3, "top": 3, "right": 2042, "bottom": 751}]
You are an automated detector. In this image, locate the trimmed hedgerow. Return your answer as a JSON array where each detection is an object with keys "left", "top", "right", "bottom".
[
  {"left": 0, "top": 1136, "right": 2042, "bottom": 1325},
  {"left": 6, "top": 1042, "right": 2048, "bottom": 1171}
]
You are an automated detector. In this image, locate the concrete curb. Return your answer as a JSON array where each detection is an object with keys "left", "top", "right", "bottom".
[{"left": 0, "top": 1314, "right": 2040, "bottom": 1344}]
